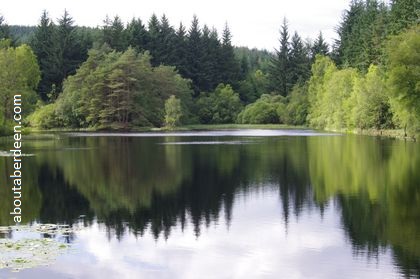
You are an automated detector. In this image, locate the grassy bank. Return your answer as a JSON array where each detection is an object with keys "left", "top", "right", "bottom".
[{"left": 348, "top": 128, "right": 418, "bottom": 141}]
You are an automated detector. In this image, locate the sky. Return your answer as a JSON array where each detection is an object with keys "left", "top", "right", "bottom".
[
  {"left": 28, "top": 192, "right": 398, "bottom": 279},
  {"left": 1, "top": 0, "right": 351, "bottom": 50}
]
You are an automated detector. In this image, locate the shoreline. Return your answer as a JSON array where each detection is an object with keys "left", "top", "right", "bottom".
[{"left": 0, "top": 124, "right": 416, "bottom": 141}]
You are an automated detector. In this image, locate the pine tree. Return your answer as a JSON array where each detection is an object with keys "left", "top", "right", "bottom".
[
  {"left": 173, "top": 23, "right": 188, "bottom": 77},
  {"left": 333, "top": 0, "right": 365, "bottom": 66},
  {"left": 239, "top": 54, "right": 249, "bottom": 80},
  {"left": 208, "top": 28, "right": 222, "bottom": 88},
  {"left": 31, "top": 10, "right": 60, "bottom": 100},
  {"left": 311, "top": 32, "right": 329, "bottom": 59},
  {"left": 289, "top": 32, "right": 310, "bottom": 85},
  {"left": 56, "top": 10, "right": 87, "bottom": 94},
  {"left": 269, "top": 17, "right": 291, "bottom": 96},
  {"left": 186, "top": 15, "right": 204, "bottom": 95},
  {"left": 389, "top": 0, "right": 420, "bottom": 34},
  {"left": 102, "top": 15, "right": 127, "bottom": 51},
  {"left": 158, "top": 14, "right": 176, "bottom": 65},
  {"left": 126, "top": 18, "right": 148, "bottom": 52},
  {"left": 105, "top": 48, "right": 139, "bottom": 127},
  {"left": 0, "top": 15, "right": 11, "bottom": 40},
  {"left": 147, "top": 14, "right": 161, "bottom": 66},
  {"left": 333, "top": 0, "right": 390, "bottom": 71},
  {"left": 200, "top": 24, "right": 220, "bottom": 91},
  {"left": 219, "top": 23, "right": 240, "bottom": 88}
]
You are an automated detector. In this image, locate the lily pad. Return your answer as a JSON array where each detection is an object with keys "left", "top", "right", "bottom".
[{"left": 0, "top": 224, "right": 76, "bottom": 272}]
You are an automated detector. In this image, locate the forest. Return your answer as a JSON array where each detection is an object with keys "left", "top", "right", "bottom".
[{"left": 0, "top": 0, "right": 418, "bottom": 135}]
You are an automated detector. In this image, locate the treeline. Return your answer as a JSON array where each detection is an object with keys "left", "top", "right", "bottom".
[
  {"left": 238, "top": 0, "right": 419, "bottom": 134},
  {"left": 31, "top": 46, "right": 193, "bottom": 129},
  {"left": 0, "top": 0, "right": 419, "bottom": 134},
  {"left": 307, "top": 0, "right": 419, "bottom": 134},
  {"left": 26, "top": 11, "right": 243, "bottom": 99}
]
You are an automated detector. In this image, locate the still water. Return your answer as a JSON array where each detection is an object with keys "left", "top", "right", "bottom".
[{"left": 0, "top": 130, "right": 419, "bottom": 278}]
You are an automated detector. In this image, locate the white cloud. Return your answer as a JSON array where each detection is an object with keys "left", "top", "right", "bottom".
[{"left": 40, "top": 188, "right": 399, "bottom": 279}]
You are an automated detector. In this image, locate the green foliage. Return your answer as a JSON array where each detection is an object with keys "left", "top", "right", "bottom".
[
  {"left": 28, "top": 103, "right": 60, "bottom": 129},
  {"left": 307, "top": 46, "right": 418, "bottom": 133},
  {"left": 269, "top": 18, "right": 291, "bottom": 96},
  {"left": 102, "top": 16, "right": 127, "bottom": 52},
  {"left": 0, "top": 44, "right": 40, "bottom": 133},
  {"left": 0, "top": 15, "right": 11, "bottom": 40},
  {"left": 307, "top": 55, "right": 337, "bottom": 128},
  {"left": 307, "top": 55, "right": 394, "bottom": 131},
  {"left": 311, "top": 32, "right": 329, "bottom": 59},
  {"left": 290, "top": 32, "right": 311, "bottom": 84},
  {"left": 284, "top": 83, "right": 309, "bottom": 125},
  {"left": 219, "top": 24, "right": 240, "bottom": 88},
  {"left": 237, "top": 69, "right": 269, "bottom": 103},
  {"left": 333, "top": 0, "right": 419, "bottom": 71},
  {"left": 234, "top": 47, "right": 271, "bottom": 74},
  {"left": 31, "top": 10, "right": 91, "bottom": 100},
  {"left": 333, "top": 0, "right": 389, "bottom": 70},
  {"left": 126, "top": 18, "right": 148, "bottom": 52},
  {"left": 8, "top": 25, "right": 35, "bottom": 45},
  {"left": 5, "top": 2, "right": 419, "bottom": 131},
  {"left": 351, "top": 65, "right": 393, "bottom": 129},
  {"left": 196, "top": 84, "right": 242, "bottom": 124},
  {"left": 101, "top": 14, "right": 242, "bottom": 95},
  {"left": 237, "top": 94, "right": 286, "bottom": 124},
  {"left": 268, "top": 18, "right": 311, "bottom": 97},
  {"left": 389, "top": 0, "right": 420, "bottom": 34},
  {"left": 165, "top": 95, "right": 183, "bottom": 128},
  {"left": 30, "top": 11, "right": 59, "bottom": 100},
  {"left": 386, "top": 25, "right": 420, "bottom": 134},
  {"left": 54, "top": 46, "right": 192, "bottom": 129},
  {"left": 323, "top": 67, "right": 359, "bottom": 130}
]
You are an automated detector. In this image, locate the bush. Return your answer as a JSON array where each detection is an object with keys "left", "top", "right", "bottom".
[
  {"left": 196, "top": 84, "right": 243, "bottom": 124},
  {"left": 237, "top": 94, "right": 286, "bottom": 124},
  {"left": 284, "top": 83, "right": 309, "bottom": 125},
  {"left": 28, "top": 103, "right": 61, "bottom": 129}
]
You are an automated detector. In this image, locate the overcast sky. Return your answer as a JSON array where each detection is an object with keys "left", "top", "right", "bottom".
[{"left": 1, "top": 0, "right": 351, "bottom": 50}]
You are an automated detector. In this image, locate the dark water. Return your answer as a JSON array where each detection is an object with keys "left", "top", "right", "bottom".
[{"left": 0, "top": 130, "right": 419, "bottom": 278}]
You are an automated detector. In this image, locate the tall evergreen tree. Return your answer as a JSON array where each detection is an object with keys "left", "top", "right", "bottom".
[
  {"left": 269, "top": 17, "right": 291, "bottom": 96},
  {"left": 239, "top": 54, "right": 249, "bottom": 80},
  {"left": 158, "top": 14, "right": 176, "bottom": 65},
  {"left": 208, "top": 28, "right": 222, "bottom": 86},
  {"left": 311, "top": 32, "right": 329, "bottom": 59},
  {"left": 0, "top": 15, "right": 11, "bottom": 41},
  {"left": 102, "top": 15, "right": 127, "bottom": 51},
  {"left": 333, "top": 0, "right": 365, "bottom": 66},
  {"left": 56, "top": 10, "right": 87, "bottom": 94},
  {"left": 173, "top": 23, "right": 188, "bottom": 76},
  {"left": 219, "top": 23, "right": 240, "bottom": 88},
  {"left": 186, "top": 15, "right": 204, "bottom": 95},
  {"left": 289, "top": 32, "right": 310, "bottom": 85},
  {"left": 389, "top": 0, "right": 420, "bottom": 34},
  {"left": 31, "top": 10, "right": 60, "bottom": 100},
  {"left": 332, "top": 0, "right": 388, "bottom": 71},
  {"left": 126, "top": 18, "right": 148, "bottom": 52},
  {"left": 200, "top": 25, "right": 215, "bottom": 91},
  {"left": 147, "top": 14, "right": 161, "bottom": 66},
  {"left": 368, "top": 1, "right": 389, "bottom": 63}
]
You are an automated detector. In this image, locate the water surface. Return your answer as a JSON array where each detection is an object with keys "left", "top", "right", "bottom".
[{"left": 0, "top": 130, "right": 418, "bottom": 278}]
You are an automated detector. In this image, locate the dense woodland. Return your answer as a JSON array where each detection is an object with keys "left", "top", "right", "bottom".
[{"left": 0, "top": 0, "right": 418, "bottom": 134}]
